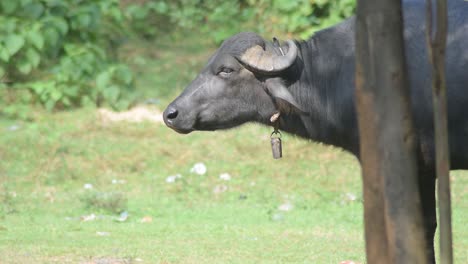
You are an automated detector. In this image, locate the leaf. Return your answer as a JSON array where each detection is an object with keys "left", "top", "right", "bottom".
[
  {"left": 80, "top": 95, "right": 95, "bottom": 107},
  {"left": 116, "top": 66, "right": 133, "bottom": 85},
  {"left": 17, "top": 59, "right": 32, "bottom": 74},
  {"left": 1, "top": 19, "right": 17, "bottom": 33},
  {"left": 0, "top": 45, "right": 10, "bottom": 62},
  {"left": 46, "top": 16, "right": 68, "bottom": 35},
  {"left": 113, "top": 99, "right": 131, "bottom": 111},
  {"left": 30, "top": 82, "right": 46, "bottom": 94},
  {"left": 96, "top": 71, "right": 111, "bottom": 90},
  {"left": 22, "top": 2, "right": 45, "bottom": 19},
  {"left": 63, "top": 43, "right": 78, "bottom": 55},
  {"left": 5, "top": 34, "right": 25, "bottom": 56},
  {"left": 27, "top": 30, "right": 45, "bottom": 50},
  {"left": 126, "top": 5, "right": 148, "bottom": 19},
  {"left": 63, "top": 85, "right": 79, "bottom": 97},
  {"left": 153, "top": 2, "right": 168, "bottom": 13},
  {"left": 50, "top": 88, "right": 62, "bottom": 101},
  {"left": 43, "top": 28, "right": 59, "bottom": 47},
  {"left": 1, "top": 1, "right": 18, "bottom": 14},
  {"left": 102, "top": 85, "right": 120, "bottom": 102},
  {"left": 70, "top": 8, "right": 95, "bottom": 30},
  {"left": 45, "top": 98, "right": 56, "bottom": 111},
  {"left": 20, "top": 0, "right": 33, "bottom": 5},
  {"left": 61, "top": 96, "right": 71, "bottom": 107},
  {"left": 77, "top": 13, "right": 92, "bottom": 28},
  {"left": 107, "top": 6, "right": 123, "bottom": 22},
  {"left": 273, "top": 0, "right": 298, "bottom": 11},
  {"left": 26, "top": 48, "right": 41, "bottom": 68},
  {"left": 55, "top": 17, "right": 69, "bottom": 35}
]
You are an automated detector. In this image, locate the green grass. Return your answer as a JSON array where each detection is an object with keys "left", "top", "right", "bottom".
[
  {"left": 0, "top": 34, "right": 467, "bottom": 263},
  {"left": 0, "top": 111, "right": 366, "bottom": 263},
  {"left": 1, "top": 109, "right": 467, "bottom": 263}
]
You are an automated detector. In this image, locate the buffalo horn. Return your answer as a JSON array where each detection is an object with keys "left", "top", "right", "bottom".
[{"left": 238, "top": 40, "right": 298, "bottom": 74}]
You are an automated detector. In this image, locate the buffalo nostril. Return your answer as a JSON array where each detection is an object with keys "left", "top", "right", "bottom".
[{"left": 166, "top": 107, "right": 178, "bottom": 120}]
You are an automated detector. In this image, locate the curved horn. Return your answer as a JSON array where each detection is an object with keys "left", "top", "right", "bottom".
[{"left": 238, "top": 40, "right": 298, "bottom": 74}]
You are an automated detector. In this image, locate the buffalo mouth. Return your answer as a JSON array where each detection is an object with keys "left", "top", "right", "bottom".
[
  {"left": 165, "top": 118, "right": 223, "bottom": 134},
  {"left": 169, "top": 127, "right": 193, "bottom": 134},
  {"left": 164, "top": 119, "right": 194, "bottom": 134},
  {"left": 163, "top": 106, "right": 232, "bottom": 133}
]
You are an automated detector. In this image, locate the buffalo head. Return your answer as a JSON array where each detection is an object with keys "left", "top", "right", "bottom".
[{"left": 163, "top": 32, "right": 304, "bottom": 134}]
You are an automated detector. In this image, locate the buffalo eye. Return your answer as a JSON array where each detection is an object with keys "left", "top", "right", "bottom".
[{"left": 217, "top": 67, "right": 234, "bottom": 78}]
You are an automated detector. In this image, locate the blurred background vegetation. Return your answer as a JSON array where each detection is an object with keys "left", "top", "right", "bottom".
[{"left": 0, "top": 0, "right": 354, "bottom": 118}]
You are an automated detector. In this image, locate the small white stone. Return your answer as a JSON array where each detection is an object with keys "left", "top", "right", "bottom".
[
  {"left": 166, "top": 174, "right": 182, "bottom": 183},
  {"left": 165, "top": 175, "right": 176, "bottom": 183},
  {"left": 345, "top": 192, "right": 357, "bottom": 202},
  {"left": 190, "top": 163, "right": 207, "bottom": 175},
  {"left": 111, "top": 179, "right": 126, "bottom": 184},
  {"left": 278, "top": 202, "right": 294, "bottom": 212},
  {"left": 219, "top": 173, "right": 231, "bottom": 181},
  {"left": 272, "top": 213, "right": 284, "bottom": 221},
  {"left": 115, "top": 211, "right": 129, "bottom": 222},
  {"left": 7, "top": 124, "right": 20, "bottom": 131},
  {"left": 83, "top": 183, "right": 93, "bottom": 190},
  {"left": 81, "top": 213, "right": 96, "bottom": 222}
]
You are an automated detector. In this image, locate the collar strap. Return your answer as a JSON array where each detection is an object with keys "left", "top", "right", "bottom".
[{"left": 270, "top": 112, "right": 281, "bottom": 132}]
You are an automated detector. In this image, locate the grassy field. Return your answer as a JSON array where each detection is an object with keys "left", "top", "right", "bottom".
[{"left": 1, "top": 35, "right": 467, "bottom": 263}]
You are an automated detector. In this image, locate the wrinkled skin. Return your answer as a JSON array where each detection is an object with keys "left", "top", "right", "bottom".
[
  {"left": 164, "top": 32, "right": 302, "bottom": 135},
  {"left": 164, "top": 53, "right": 277, "bottom": 133}
]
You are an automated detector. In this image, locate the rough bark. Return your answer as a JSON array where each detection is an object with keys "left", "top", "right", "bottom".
[
  {"left": 355, "top": 1, "right": 428, "bottom": 263},
  {"left": 426, "top": 0, "right": 453, "bottom": 263}
]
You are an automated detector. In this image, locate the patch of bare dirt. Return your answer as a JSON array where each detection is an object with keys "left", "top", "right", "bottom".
[
  {"left": 80, "top": 257, "right": 134, "bottom": 264},
  {"left": 98, "top": 106, "right": 163, "bottom": 124}
]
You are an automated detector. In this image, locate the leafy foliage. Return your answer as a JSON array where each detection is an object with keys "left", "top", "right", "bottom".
[
  {"left": 124, "top": 1, "right": 171, "bottom": 39},
  {"left": 252, "top": 0, "right": 356, "bottom": 38},
  {"left": 123, "top": 0, "right": 356, "bottom": 44},
  {"left": 162, "top": 0, "right": 356, "bottom": 42},
  {"left": 168, "top": 1, "right": 255, "bottom": 44},
  {"left": 0, "top": 0, "right": 133, "bottom": 117}
]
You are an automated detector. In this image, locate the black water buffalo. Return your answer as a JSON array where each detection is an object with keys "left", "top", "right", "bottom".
[{"left": 164, "top": 0, "right": 468, "bottom": 262}]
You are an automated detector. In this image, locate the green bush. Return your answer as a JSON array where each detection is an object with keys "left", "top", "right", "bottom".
[
  {"left": 124, "top": 0, "right": 355, "bottom": 44},
  {"left": 167, "top": 1, "right": 255, "bottom": 44},
  {"left": 245, "top": 0, "right": 355, "bottom": 39},
  {"left": 162, "top": 0, "right": 355, "bottom": 42},
  {"left": 124, "top": 1, "right": 171, "bottom": 39},
  {"left": 0, "top": 0, "right": 133, "bottom": 117}
]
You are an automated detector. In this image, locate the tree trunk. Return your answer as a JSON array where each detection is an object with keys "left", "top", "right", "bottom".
[
  {"left": 355, "top": 1, "right": 428, "bottom": 263},
  {"left": 426, "top": 0, "right": 453, "bottom": 263}
]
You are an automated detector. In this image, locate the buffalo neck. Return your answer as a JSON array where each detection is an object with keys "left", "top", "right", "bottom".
[{"left": 279, "top": 19, "right": 360, "bottom": 155}]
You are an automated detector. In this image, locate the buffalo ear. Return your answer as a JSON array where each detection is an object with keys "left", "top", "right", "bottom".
[{"left": 265, "top": 78, "right": 306, "bottom": 114}]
